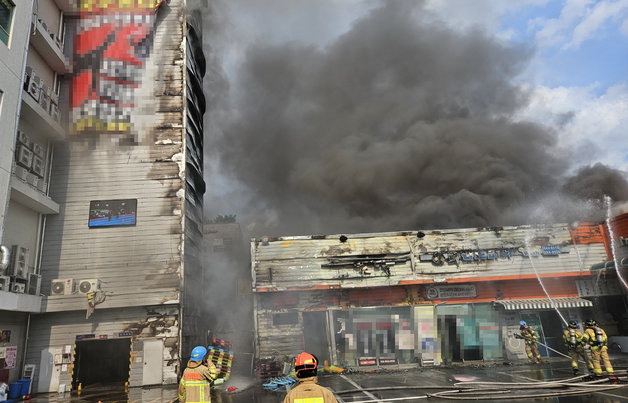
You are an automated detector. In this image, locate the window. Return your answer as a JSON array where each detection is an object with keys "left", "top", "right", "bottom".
[{"left": 0, "top": 0, "right": 15, "bottom": 45}]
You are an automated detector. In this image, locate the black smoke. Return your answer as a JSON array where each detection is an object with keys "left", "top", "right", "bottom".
[{"left": 204, "top": 0, "right": 628, "bottom": 237}]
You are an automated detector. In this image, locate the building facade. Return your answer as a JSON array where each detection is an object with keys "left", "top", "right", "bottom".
[
  {"left": 1, "top": 0, "right": 206, "bottom": 393},
  {"left": 251, "top": 222, "right": 628, "bottom": 369},
  {"left": 1, "top": 0, "right": 67, "bottom": 386}
]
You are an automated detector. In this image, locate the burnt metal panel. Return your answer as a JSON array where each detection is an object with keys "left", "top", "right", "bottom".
[{"left": 252, "top": 225, "right": 608, "bottom": 290}]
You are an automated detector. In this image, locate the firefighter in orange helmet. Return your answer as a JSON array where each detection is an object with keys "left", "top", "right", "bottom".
[{"left": 283, "top": 352, "right": 338, "bottom": 403}]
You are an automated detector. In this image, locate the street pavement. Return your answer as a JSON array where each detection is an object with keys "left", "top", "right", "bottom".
[{"left": 23, "top": 356, "right": 628, "bottom": 402}]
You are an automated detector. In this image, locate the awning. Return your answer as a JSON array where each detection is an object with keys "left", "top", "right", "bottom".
[{"left": 493, "top": 297, "right": 593, "bottom": 311}]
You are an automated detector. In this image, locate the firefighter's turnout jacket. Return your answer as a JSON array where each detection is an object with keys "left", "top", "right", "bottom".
[
  {"left": 582, "top": 325, "right": 614, "bottom": 376},
  {"left": 562, "top": 328, "right": 592, "bottom": 372},
  {"left": 520, "top": 327, "right": 538, "bottom": 344},
  {"left": 178, "top": 360, "right": 217, "bottom": 403},
  {"left": 283, "top": 376, "right": 339, "bottom": 403},
  {"left": 520, "top": 326, "right": 541, "bottom": 363}
]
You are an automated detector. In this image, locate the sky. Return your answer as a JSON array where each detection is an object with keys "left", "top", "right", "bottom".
[{"left": 200, "top": 0, "right": 628, "bottom": 238}]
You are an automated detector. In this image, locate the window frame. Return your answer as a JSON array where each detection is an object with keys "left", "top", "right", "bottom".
[{"left": 0, "top": 0, "right": 15, "bottom": 46}]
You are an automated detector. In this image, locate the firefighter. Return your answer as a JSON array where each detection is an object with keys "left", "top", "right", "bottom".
[
  {"left": 562, "top": 320, "right": 592, "bottom": 376},
  {"left": 519, "top": 321, "right": 542, "bottom": 364},
  {"left": 283, "top": 352, "right": 338, "bottom": 403},
  {"left": 178, "top": 346, "right": 217, "bottom": 403},
  {"left": 582, "top": 318, "right": 617, "bottom": 383}
]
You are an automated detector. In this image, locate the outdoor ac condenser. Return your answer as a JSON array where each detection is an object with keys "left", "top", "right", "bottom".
[
  {"left": 0, "top": 276, "right": 10, "bottom": 292},
  {"left": 12, "top": 283, "right": 26, "bottom": 294},
  {"left": 28, "top": 273, "right": 41, "bottom": 295},
  {"left": 16, "top": 145, "right": 34, "bottom": 170},
  {"left": 10, "top": 245, "right": 29, "bottom": 278},
  {"left": 78, "top": 279, "right": 101, "bottom": 294},
  {"left": 51, "top": 279, "right": 76, "bottom": 296}
]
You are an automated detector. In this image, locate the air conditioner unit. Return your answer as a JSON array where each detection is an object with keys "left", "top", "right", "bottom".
[
  {"left": 50, "top": 103, "right": 59, "bottom": 121},
  {"left": 13, "top": 165, "right": 29, "bottom": 181},
  {"left": 12, "top": 283, "right": 26, "bottom": 294},
  {"left": 26, "top": 173, "right": 40, "bottom": 188},
  {"left": 17, "top": 130, "right": 30, "bottom": 146},
  {"left": 39, "top": 85, "right": 51, "bottom": 113},
  {"left": 10, "top": 245, "right": 29, "bottom": 278},
  {"left": 16, "top": 145, "right": 34, "bottom": 169},
  {"left": 36, "top": 179, "right": 47, "bottom": 193},
  {"left": 51, "top": 279, "right": 76, "bottom": 296},
  {"left": 31, "top": 155, "right": 44, "bottom": 177},
  {"left": 27, "top": 74, "right": 41, "bottom": 102},
  {"left": 32, "top": 142, "right": 45, "bottom": 157},
  {"left": 0, "top": 276, "right": 10, "bottom": 292},
  {"left": 27, "top": 273, "right": 41, "bottom": 295},
  {"left": 78, "top": 279, "right": 102, "bottom": 294}
]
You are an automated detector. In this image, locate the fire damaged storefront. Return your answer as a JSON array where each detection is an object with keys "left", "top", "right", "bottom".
[{"left": 251, "top": 222, "right": 624, "bottom": 369}]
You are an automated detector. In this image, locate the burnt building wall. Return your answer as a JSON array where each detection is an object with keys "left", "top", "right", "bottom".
[{"left": 25, "top": 0, "right": 203, "bottom": 392}]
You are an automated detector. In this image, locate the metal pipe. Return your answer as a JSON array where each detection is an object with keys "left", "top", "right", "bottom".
[
  {"left": 21, "top": 313, "right": 31, "bottom": 382},
  {"left": 0, "top": 245, "right": 10, "bottom": 271}
]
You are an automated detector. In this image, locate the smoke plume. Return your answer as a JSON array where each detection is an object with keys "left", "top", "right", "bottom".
[{"left": 204, "top": 0, "right": 628, "bottom": 237}]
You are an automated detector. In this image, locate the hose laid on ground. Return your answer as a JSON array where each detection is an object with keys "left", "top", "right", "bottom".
[
  {"left": 334, "top": 375, "right": 627, "bottom": 402},
  {"left": 427, "top": 383, "right": 627, "bottom": 400}
]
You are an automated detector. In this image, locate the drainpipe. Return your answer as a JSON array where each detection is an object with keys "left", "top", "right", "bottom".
[
  {"left": 21, "top": 313, "right": 31, "bottom": 380},
  {"left": 0, "top": 245, "right": 10, "bottom": 271}
]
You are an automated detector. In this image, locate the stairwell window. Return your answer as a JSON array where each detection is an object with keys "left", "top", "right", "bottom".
[{"left": 0, "top": 0, "right": 14, "bottom": 45}]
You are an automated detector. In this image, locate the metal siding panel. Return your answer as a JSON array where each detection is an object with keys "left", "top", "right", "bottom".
[
  {"left": 26, "top": 306, "right": 180, "bottom": 393},
  {"left": 253, "top": 225, "right": 608, "bottom": 289}
]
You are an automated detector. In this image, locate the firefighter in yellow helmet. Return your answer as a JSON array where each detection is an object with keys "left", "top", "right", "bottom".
[
  {"left": 519, "top": 321, "right": 542, "bottom": 364},
  {"left": 178, "top": 346, "right": 217, "bottom": 403},
  {"left": 283, "top": 352, "right": 338, "bottom": 403},
  {"left": 562, "top": 320, "right": 593, "bottom": 376},
  {"left": 582, "top": 319, "right": 618, "bottom": 383}
]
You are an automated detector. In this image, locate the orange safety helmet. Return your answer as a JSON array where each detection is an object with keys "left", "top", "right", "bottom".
[{"left": 295, "top": 352, "right": 318, "bottom": 374}]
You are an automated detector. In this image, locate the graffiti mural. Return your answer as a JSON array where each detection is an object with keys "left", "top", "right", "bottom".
[{"left": 71, "top": 0, "right": 163, "bottom": 134}]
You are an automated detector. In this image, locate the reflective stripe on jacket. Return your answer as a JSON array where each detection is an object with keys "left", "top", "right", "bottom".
[
  {"left": 178, "top": 360, "right": 217, "bottom": 403},
  {"left": 283, "top": 377, "right": 338, "bottom": 403},
  {"left": 521, "top": 327, "right": 537, "bottom": 345}
]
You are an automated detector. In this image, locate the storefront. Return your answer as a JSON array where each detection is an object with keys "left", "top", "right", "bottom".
[{"left": 252, "top": 223, "right": 613, "bottom": 368}]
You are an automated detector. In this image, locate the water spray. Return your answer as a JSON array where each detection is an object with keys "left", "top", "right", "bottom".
[
  {"left": 524, "top": 234, "right": 568, "bottom": 327},
  {"left": 604, "top": 195, "right": 628, "bottom": 290}
]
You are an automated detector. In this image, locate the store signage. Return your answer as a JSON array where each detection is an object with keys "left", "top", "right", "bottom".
[
  {"left": 421, "top": 244, "right": 568, "bottom": 265},
  {"left": 75, "top": 334, "right": 95, "bottom": 340},
  {"left": 379, "top": 358, "right": 398, "bottom": 365},
  {"left": 118, "top": 331, "right": 133, "bottom": 337},
  {"left": 427, "top": 285, "right": 476, "bottom": 299},
  {"left": 358, "top": 358, "right": 377, "bottom": 366}
]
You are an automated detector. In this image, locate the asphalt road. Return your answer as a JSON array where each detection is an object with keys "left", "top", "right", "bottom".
[{"left": 24, "top": 357, "right": 628, "bottom": 402}]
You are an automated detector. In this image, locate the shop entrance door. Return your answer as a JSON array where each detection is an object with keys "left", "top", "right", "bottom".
[
  {"left": 439, "top": 316, "right": 461, "bottom": 363},
  {"left": 303, "top": 311, "right": 330, "bottom": 364},
  {"left": 72, "top": 338, "right": 131, "bottom": 389}
]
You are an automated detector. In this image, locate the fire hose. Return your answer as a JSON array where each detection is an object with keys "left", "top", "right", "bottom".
[
  {"left": 513, "top": 333, "right": 593, "bottom": 365},
  {"left": 333, "top": 376, "right": 628, "bottom": 402}
]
